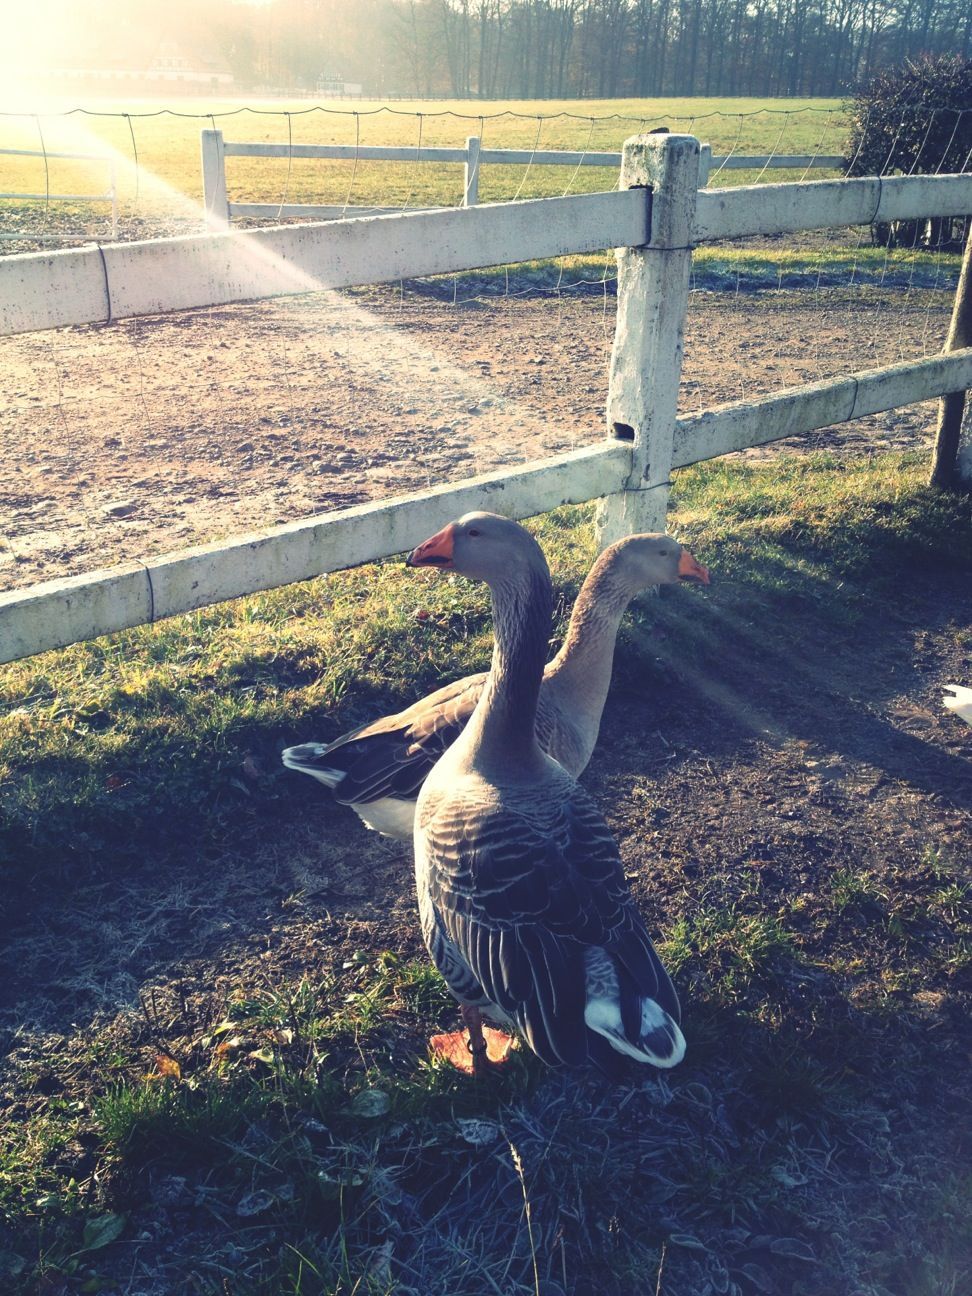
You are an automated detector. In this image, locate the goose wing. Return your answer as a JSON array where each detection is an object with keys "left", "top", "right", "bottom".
[
  {"left": 420, "top": 779, "right": 679, "bottom": 1068},
  {"left": 309, "top": 672, "right": 488, "bottom": 804}
]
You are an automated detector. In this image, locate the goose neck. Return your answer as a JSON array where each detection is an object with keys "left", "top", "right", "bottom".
[
  {"left": 468, "top": 564, "right": 553, "bottom": 755},
  {"left": 547, "top": 555, "right": 634, "bottom": 703}
]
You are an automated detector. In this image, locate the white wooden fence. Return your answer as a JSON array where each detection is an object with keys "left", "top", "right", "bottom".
[
  {"left": 200, "top": 127, "right": 843, "bottom": 227},
  {"left": 1, "top": 133, "right": 971, "bottom": 665},
  {"left": 0, "top": 146, "right": 119, "bottom": 239}
]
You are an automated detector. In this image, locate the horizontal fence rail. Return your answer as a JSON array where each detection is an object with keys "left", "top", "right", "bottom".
[
  {"left": 0, "top": 443, "right": 631, "bottom": 664},
  {"left": 0, "top": 188, "right": 648, "bottom": 335},
  {"left": 0, "top": 146, "right": 118, "bottom": 237},
  {"left": 5, "top": 169, "right": 971, "bottom": 336},
  {"left": 696, "top": 173, "right": 972, "bottom": 241},
  {"left": 2, "top": 134, "right": 971, "bottom": 665},
  {"left": 205, "top": 127, "right": 843, "bottom": 225},
  {"left": 221, "top": 140, "right": 842, "bottom": 170},
  {"left": 674, "top": 349, "right": 972, "bottom": 467}
]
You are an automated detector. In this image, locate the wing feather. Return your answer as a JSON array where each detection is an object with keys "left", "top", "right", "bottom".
[
  {"left": 420, "top": 775, "right": 679, "bottom": 1067},
  {"left": 318, "top": 673, "right": 487, "bottom": 805}
]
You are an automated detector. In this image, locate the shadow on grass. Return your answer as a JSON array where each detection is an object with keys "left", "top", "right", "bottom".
[
  {"left": 603, "top": 475, "right": 972, "bottom": 810},
  {"left": 1, "top": 469, "right": 970, "bottom": 1039},
  {"left": 2, "top": 931, "right": 966, "bottom": 1296}
]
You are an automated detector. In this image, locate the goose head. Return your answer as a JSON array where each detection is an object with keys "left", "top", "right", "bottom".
[
  {"left": 606, "top": 533, "right": 710, "bottom": 592},
  {"left": 407, "top": 511, "right": 546, "bottom": 583}
]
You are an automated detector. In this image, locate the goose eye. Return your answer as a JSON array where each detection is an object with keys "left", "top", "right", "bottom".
[{"left": 467, "top": 528, "right": 481, "bottom": 538}]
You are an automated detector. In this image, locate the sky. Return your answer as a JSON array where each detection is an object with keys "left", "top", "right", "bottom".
[{"left": 0, "top": 0, "right": 264, "bottom": 82}]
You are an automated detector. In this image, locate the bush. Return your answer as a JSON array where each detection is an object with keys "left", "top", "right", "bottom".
[{"left": 844, "top": 54, "right": 972, "bottom": 249}]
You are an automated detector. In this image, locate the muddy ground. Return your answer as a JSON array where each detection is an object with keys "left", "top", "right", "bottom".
[{"left": 0, "top": 284, "right": 950, "bottom": 592}]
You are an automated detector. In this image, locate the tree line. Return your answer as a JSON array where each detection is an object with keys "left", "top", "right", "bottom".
[
  {"left": 228, "top": 0, "right": 972, "bottom": 98},
  {"left": 56, "top": 0, "right": 972, "bottom": 99}
]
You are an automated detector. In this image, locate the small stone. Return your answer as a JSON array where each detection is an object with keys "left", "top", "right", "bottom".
[{"left": 102, "top": 500, "right": 136, "bottom": 518}]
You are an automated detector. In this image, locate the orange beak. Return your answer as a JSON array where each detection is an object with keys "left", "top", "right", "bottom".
[
  {"left": 678, "top": 548, "right": 710, "bottom": 585},
  {"left": 407, "top": 523, "right": 456, "bottom": 568}
]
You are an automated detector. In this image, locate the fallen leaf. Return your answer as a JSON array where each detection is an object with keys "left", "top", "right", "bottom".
[
  {"left": 236, "top": 1189, "right": 274, "bottom": 1218},
  {"left": 456, "top": 1117, "right": 501, "bottom": 1146},
  {"left": 769, "top": 1237, "right": 816, "bottom": 1262},
  {"left": 154, "top": 1054, "right": 181, "bottom": 1081},
  {"left": 81, "top": 1213, "right": 126, "bottom": 1252},
  {"left": 669, "top": 1233, "right": 707, "bottom": 1251}
]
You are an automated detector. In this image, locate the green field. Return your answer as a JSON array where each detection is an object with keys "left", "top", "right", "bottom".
[
  {"left": 7, "top": 93, "right": 954, "bottom": 294},
  {"left": 0, "top": 95, "right": 846, "bottom": 219}
]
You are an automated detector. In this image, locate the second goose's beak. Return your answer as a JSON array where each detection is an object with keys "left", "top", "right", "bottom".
[
  {"left": 678, "top": 549, "right": 710, "bottom": 584},
  {"left": 407, "top": 523, "right": 456, "bottom": 568}
]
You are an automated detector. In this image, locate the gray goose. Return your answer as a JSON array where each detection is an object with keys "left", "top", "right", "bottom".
[
  {"left": 407, "top": 512, "right": 686, "bottom": 1076},
  {"left": 282, "top": 533, "right": 709, "bottom": 839}
]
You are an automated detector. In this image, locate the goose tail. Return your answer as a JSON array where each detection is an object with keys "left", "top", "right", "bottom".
[
  {"left": 584, "top": 995, "right": 686, "bottom": 1068},
  {"left": 582, "top": 947, "right": 686, "bottom": 1069},
  {"left": 281, "top": 743, "right": 346, "bottom": 790}
]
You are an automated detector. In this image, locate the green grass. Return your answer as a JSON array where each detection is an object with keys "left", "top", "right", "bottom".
[
  {"left": 661, "top": 905, "right": 798, "bottom": 1000},
  {"left": 671, "top": 449, "right": 972, "bottom": 610},
  {"left": 690, "top": 244, "right": 960, "bottom": 291},
  {"left": 403, "top": 243, "right": 961, "bottom": 299},
  {"left": 2, "top": 453, "right": 971, "bottom": 1294},
  {"left": 2, "top": 950, "right": 541, "bottom": 1293},
  {"left": 0, "top": 94, "right": 845, "bottom": 221}
]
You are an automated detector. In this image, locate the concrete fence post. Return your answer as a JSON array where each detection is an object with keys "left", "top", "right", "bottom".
[
  {"left": 596, "top": 133, "right": 700, "bottom": 547},
  {"left": 464, "top": 135, "right": 481, "bottom": 207},
  {"left": 200, "top": 129, "right": 230, "bottom": 229}
]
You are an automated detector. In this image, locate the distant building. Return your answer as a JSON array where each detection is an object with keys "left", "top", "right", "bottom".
[
  {"left": 48, "top": 42, "right": 234, "bottom": 91},
  {"left": 317, "top": 73, "right": 363, "bottom": 97}
]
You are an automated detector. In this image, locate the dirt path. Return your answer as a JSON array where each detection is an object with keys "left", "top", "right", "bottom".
[{"left": 0, "top": 286, "right": 950, "bottom": 593}]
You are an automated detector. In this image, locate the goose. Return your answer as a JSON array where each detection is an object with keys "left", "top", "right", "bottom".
[
  {"left": 406, "top": 512, "right": 686, "bottom": 1077},
  {"left": 282, "top": 532, "right": 709, "bottom": 839},
  {"left": 943, "top": 685, "right": 972, "bottom": 728}
]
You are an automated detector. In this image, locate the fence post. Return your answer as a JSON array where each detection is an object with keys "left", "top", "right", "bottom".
[
  {"left": 464, "top": 135, "right": 481, "bottom": 207},
  {"left": 929, "top": 221, "right": 972, "bottom": 491},
  {"left": 698, "top": 143, "right": 712, "bottom": 187},
  {"left": 596, "top": 133, "right": 700, "bottom": 547},
  {"left": 200, "top": 128, "right": 229, "bottom": 229}
]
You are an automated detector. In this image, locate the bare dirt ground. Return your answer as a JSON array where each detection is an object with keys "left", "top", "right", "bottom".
[{"left": 0, "top": 284, "right": 950, "bottom": 592}]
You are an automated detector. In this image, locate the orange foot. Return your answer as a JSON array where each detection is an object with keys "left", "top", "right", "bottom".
[{"left": 429, "top": 1027, "right": 517, "bottom": 1075}]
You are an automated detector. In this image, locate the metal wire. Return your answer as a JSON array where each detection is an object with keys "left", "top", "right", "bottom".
[{"left": 276, "top": 111, "right": 294, "bottom": 221}]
